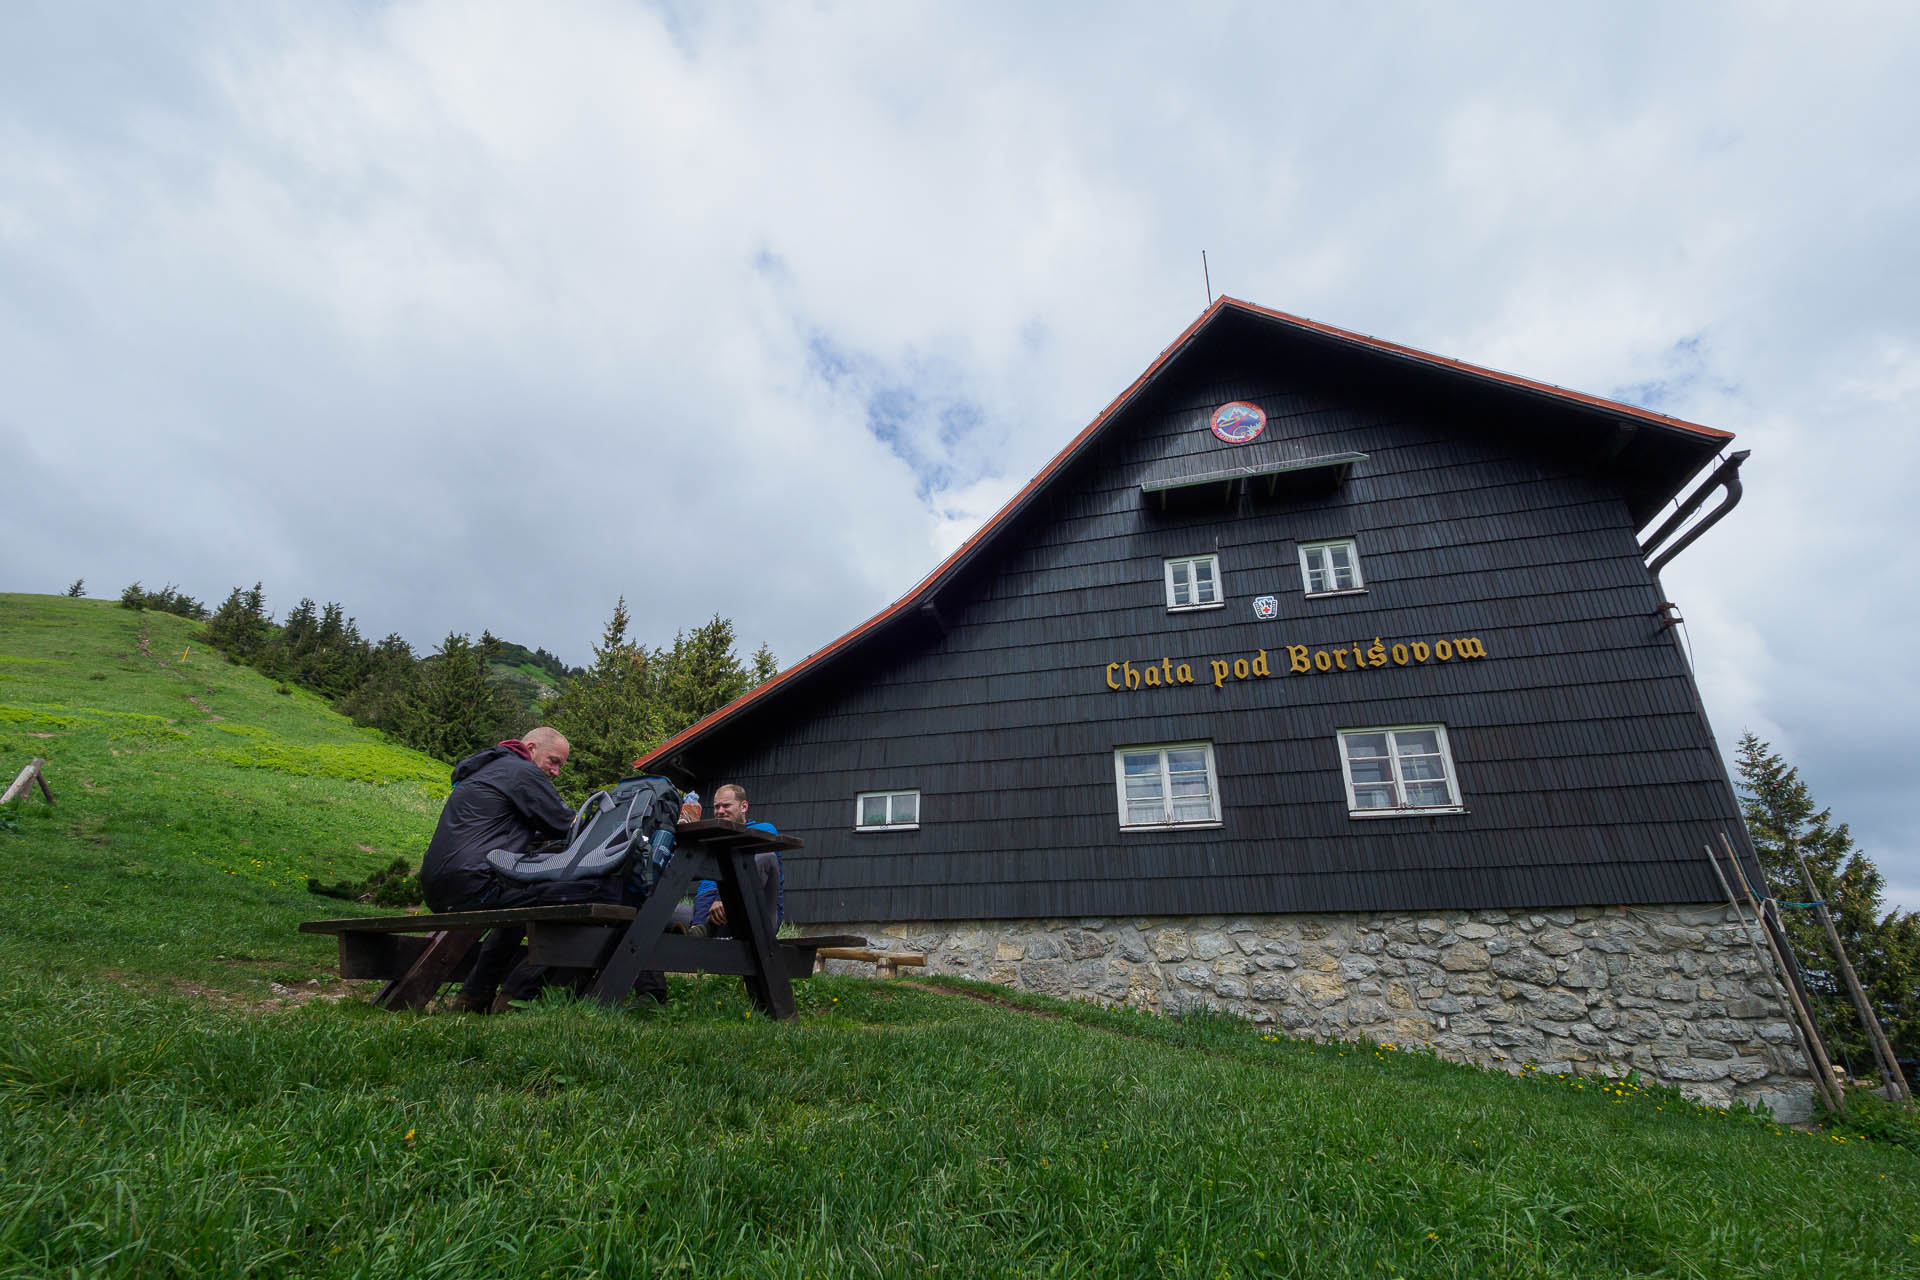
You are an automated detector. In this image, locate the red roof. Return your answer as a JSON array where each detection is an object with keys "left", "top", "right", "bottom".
[{"left": 638, "top": 296, "right": 1731, "bottom": 770}]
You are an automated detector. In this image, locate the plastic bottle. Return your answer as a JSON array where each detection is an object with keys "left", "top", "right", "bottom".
[
  {"left": 647, "top": 826, "right": 676, "bottom": 874},
  {"left": 630, "top": 825, "right": 675, "bottom": 898},
  {"left": 680, "top": 790, "right": 702, "bottom": 824}
]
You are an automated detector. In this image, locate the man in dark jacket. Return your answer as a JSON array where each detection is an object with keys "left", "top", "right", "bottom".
[
  {"left": 420, "top": 727, "right": 618, "bottom": 1012},
  {"left": 420, "top": 727, "right": 577, "bottom": 913}
]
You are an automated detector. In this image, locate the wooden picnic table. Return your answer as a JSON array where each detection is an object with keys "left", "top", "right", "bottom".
[{"left": 301, "top": 820, "right": 862, "bottom": 1018}]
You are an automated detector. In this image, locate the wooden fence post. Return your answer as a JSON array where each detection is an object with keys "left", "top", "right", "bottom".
[{"left": 1, "top": 758, "right": 53, "bottom": 807}]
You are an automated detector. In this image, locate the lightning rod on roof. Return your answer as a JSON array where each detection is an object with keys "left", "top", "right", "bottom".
[{"left": 1202, "top": 251, "right": 1212, "bottom": 304}]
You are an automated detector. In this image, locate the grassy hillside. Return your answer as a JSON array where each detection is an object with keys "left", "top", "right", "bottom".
[
  {"left": 1, "top": 593, "right": 1916, "bottom": 1278},
  {"left": 0, "top": 593, "right": 444, "bottom": 990}
]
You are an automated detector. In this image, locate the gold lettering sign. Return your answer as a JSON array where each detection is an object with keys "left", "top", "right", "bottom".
[{"left": 1102, "top": 635, "right": 1490, "bottom": 692}]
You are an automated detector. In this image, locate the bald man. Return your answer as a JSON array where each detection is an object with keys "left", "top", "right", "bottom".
[
  {"left": 419, "top": 727, "right": 615, "bottom": 1012},
  {"left": 419, "top": 727, "right": 576, "bottom": 913}
]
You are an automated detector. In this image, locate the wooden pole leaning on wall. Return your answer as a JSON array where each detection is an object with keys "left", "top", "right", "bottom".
[
  {"left": 1791, "top": 850, "right": 1912, "bottom": 1103},
  {"left": 1, "top": 758, "right": 54, "bottom": 808},
  {"left": 1704, "top": 837, "right": 1843, "bottom": 1113}
]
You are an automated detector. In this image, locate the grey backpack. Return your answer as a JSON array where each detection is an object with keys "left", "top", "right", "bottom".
[{"left": 486, "top": 775, "right": 682, "bottom": 886}]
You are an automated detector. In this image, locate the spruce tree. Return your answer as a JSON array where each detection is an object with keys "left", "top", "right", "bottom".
[
  {"left": 751, "top": 642, "right": 779, "bottom": 686},
  {"left": 205, "top": 583, "right": 272, "bottom": 659},
  {"left": 1737, "top": 732, "right": 1920, "bottom": 1067},
  {"left": 339, "top": 634, "right": 417, "bottom": 734},
  {"left": 396, "top": 632, "right": 515, "bottom": 763},
  {"left": 545, "top": 597, "right": 659, "bottom": 798},
  {"left": 65, "top": 579, "right": 85, "bottom": 597},
  {"left": 259, "top": 598, "right": 319, "bottom": 679},
  {"left": 657, "top": 615, "right": 750, "bottom": 738}
]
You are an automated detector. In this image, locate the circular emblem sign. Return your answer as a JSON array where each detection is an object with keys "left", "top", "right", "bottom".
[{"left": 1210, "top": 401, "right": 1267, "bottom": 444}]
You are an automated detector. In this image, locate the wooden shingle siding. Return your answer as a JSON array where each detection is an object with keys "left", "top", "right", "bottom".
[{"left": 685, "top": 327, "right": 1746, "bottom": 923}]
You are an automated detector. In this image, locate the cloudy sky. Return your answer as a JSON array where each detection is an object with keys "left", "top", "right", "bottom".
[{"left": 4, "top": 2, "right": 1917, "bottom": 907}]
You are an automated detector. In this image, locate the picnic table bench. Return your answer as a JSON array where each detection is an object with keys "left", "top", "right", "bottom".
[{"left": 301, "top": 819, "right": 863, "bottom": 1019}]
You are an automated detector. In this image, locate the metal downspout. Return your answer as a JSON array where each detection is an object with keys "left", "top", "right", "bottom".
[{"left": 1641, "top": 450, "right": 1751, "bottom": 575}]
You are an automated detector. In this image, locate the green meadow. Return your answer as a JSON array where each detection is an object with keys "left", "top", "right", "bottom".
[{"left": 1, "top": 593, "right": 1915, "bottom": 1278}]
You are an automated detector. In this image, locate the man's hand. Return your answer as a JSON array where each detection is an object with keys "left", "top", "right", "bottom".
[{"left": 707, "top": 901, "right": 727, "bottom": 927}]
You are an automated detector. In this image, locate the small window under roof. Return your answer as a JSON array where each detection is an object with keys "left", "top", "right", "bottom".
[{"left": 1139, "top": 452, "right": 1367, "bottom": 512}]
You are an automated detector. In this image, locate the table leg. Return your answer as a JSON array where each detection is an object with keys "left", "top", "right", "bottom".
[
  {"left": 715, "top": 848, "right": 795, "bottom": 1019},
  {"left": 373, "top": 929, "right": 481, "bottom": 1011},
  {"left": 586, "top": 857, "right": 699, "bottom": 1006}
]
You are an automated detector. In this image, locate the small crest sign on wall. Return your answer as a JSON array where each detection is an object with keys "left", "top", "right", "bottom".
[
  {"left": 1252, "top": 595, "right": 1279, "bottom": 620},
  {"left": 1209, "top": 401, "right": 1267, "bottom": 444}
]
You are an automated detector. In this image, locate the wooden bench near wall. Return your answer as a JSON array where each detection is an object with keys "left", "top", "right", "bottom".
[{"left": 812, "top": 947, "right": 929, "bottom": 978}]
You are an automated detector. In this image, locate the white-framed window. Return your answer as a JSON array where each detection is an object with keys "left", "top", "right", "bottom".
[
  {"left": 1164, "top": 554, "right": 1224, "bottom": 611},
  {"left": 1338, "top": 725, "right": 1465, "bottom": 817},
  {"left": 1299, "top": 539, "right": 1364, "bottom": 596},
  {"left": 855, "top": 789, "right": 920, "bottom": 831},
  {"left": 1114, "top": 741, "right": 1222, "bottom": 829}
]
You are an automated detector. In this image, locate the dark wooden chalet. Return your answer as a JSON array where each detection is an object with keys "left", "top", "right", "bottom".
[{"left": 640, "top": 297, "right": 1752, "bottom": 926}]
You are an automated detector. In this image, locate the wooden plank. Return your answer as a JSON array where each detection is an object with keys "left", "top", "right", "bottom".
[
  {"left": 529, "top": 926, "right": 863, "bottom": 978},
  {"left": 300, "top": 903, "right": 637, "bottom": 935},
  {"left": 340, "top": 932, "right": 423, "bottom": 980},
  {"left": 338, "top": 932, "right": 483, "bottom": 983},
  {"left": 674, "top": 819, "right": 806, "bottom": 851},
  {"left": 525, "top": 923, "right": 622, "bottom": 969},
  {"left": 814, "top": 948, "right": 927, "bottom": 966}
]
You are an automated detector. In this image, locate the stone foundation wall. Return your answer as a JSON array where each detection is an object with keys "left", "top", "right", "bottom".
[{"left": 805, "top": 902, "right": 1816, "bottom": 1121}]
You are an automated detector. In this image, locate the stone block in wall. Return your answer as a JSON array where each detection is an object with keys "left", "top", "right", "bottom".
[
  {"left": 1293, "top": 972, "right": 1347, "bottom": 1006},
  {"left": 1535, "top": 929, "right": 1582, "bottom": 956},
  {"left": 1017, "top": 960, "right": 1066, "bottom": 994},
  {"left": 1531, "top": 990, "right": 1588, "bottom": 1021},
  {"left": 1339, "top": 954, "right": 1378, "bottom": 980},
  {"left": 1561, "top": 955, "right": 1609, "bottom": 988},
  {"left": 1249, "top": 976, "right": 1291, "bottom": 1001},
  {"left": 1061, "top": 929, "right": 1109, "bottom": 960},
  {"left": 1492, "top": 949, "right": 1556, "bottom": 984},
  {"left": 1024, "top": 935, "right": 1062, "bottom": 961}
]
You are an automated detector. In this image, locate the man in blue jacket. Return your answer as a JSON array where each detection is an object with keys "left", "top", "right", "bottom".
[{"left": 687, "top": 782, "right": 784, "bottom": 937}]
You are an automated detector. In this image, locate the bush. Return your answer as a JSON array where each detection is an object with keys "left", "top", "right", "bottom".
[
  {"left": 306, "top": 858, "right": 423, "bottom": 908},
  {"left": 1823, "top": 1086, "right": 1920, "bottom": 1152},
  {"left": 118, "top": 581, "right": 208, "bottom": 620}
]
